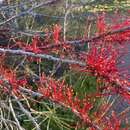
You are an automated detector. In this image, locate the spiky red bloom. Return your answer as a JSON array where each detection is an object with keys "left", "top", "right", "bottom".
[
  {"left": 0, "top": 67, "right": 27, "bottom": 93},
  {"left": 105, "top": 20, "right": 130, "bottom": 43},
  {"left": 89, "top": 110, "right": 128, "bottom": 130},
  {"left": 95, "top": 14, "right": 130, "bottom": 45},
  {"left": 38, "top": 74, "right": 92, "bottom": 124},
  {"left": 82, "top": 46, "right": 118, "bottom": 79},
  {"left": 80, "top": 46, "right": 130, "bottom": 101},
  {"left": 102, "top": 111, "right": 128, "bottom": 130},
  {"left": 96, "top": 14, "right": 106, "bottom": 34},
  {"left": 53, "top": 24, "right": 61, "bottom": 44},
  {"left": 96, "top": 19, "right": 130, "bottom": 44},
  {"left": 25, "top": 35, "right": 41, "bottom": 53}
]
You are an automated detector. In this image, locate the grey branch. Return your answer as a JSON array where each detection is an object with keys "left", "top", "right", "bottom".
[
  {"left": 9, "top": 98, "right": 25, "bottom": 130},
  {"left": 0, "top": 0, "right": 60, "bottom": 26},
  {"left": 0, "top": 48, "right": 85, "bottom": 66},
  {"left": 13, "top": 95, "right": 41, "bottom": 130}
]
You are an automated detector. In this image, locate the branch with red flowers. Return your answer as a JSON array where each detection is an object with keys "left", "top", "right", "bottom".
[
  {"left": 0, "top": 46, "right": 129, "bottom": 101},
  {"left": 0, "top": 54, "right": 129, "bottom": 129},
  {"left": 27, "top": 25, "right": 130, "bottom": 51},
  {"left": 54, "top": 25, "right": 130, "bottom": 45},
  {"left": 0, "top": 73, "right": 101, "bottom": 129},
  {"left": 15, "top": 25, "right": 130, "bottom": 46},
  {"left": 68, "top": 25, "right": 130, "bottom": 44}
]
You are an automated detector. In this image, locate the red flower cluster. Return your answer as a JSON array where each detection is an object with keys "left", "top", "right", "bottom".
[
  {"left": 89, "top": 106, "right": 128, "bottom": 130},
  {"left": 53, "top": 24, "right": 61, "bottom": 44},
  {"left": 96, "top": 14, "right": 106, "bottom": 34},
  {"left": 102, "top": 111, "right": 128, "bottom": 130},
  {"left": 14, "top": 24, "right": 69, "bottom": 58},
  {"left": 105, "top": 20, "right": 130, "bottom": 43},
  {"left": 81, "top": 46, "right": 130, "bottom": 101},
  {"left": 95, "top": 17, "right": 130, "bottom": 44},
  {"left": 38, "top": 74, "right": 92, "bottom": 124},
  {"left": 82, "top": 46, "right": 118, "bottom": 79},
  {"left": 25, "top": 35, "right": 41, "bottom": 53},
  {"left": 0, "top": 67, "right": 27, "bottom": 94}
]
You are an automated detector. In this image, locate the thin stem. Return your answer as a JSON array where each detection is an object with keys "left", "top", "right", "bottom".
[{"left": 0, "top": 48, "right": 85, "bottom": 66}]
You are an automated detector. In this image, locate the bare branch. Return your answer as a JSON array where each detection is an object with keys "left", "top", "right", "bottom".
[
  {"left": 0, "top": 48, "right": 85, "bottom": 66},
  {"left": 0, "top": 0, "right": 60, "bottom": 26},
  {"left": 9, "top": 98, "right": 25, "bottom": 130},
  {"left": 13, "top": 95, "right": 41, "bottom": 130}
]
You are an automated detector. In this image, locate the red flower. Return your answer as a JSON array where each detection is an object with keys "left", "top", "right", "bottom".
[
  {"left": 53, "top": 24, "right": 61, "bottom": 44},
  {"left": 24, "top": 35, "right": 41, "bottom": 54},
  {"left": 0, "top": 67, "right": 27, "bottom": 94},
  {"left": 94, "top": 17, "right": 130, "bottom": 45},
  {"left": 128, "top": 9, "right": 130, "bottom": 13},
  {"left": 80, "top": 46, "right": 130, "bottom": 101},
  {"left": 38, "top": 76, "right": 92, "bottom": 123},
  {"left": 82, "top": 46, "right": 118, "bottom": 79},
  {"left": 96, "top": 14, "right": 106, "bottom": 34},
  {"left": 105, "top": 20, "right": 130, "bottom": 44},
  {"left": 103, "top": 111, "right": 128, "bottom": 130}
]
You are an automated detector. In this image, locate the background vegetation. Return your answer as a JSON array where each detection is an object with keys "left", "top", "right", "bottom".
[{"left": 0, "top": 0, "right": 130, "bottom": 130}]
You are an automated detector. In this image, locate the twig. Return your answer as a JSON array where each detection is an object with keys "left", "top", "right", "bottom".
[
  {"left": 0, "top": 0, "right": 60, "bottom": 26},
  {"left": 0, "top": 48, "right": 85, "bottom": 66},
  {"left": 28, "top": 25, "right": 130, "bottom": 50},
  {"left": 19, "top": 87, "right": 101, "bottom": 130},
  {"left": 13, "top": 95, "right": 41, "bottom": 130},
  {"left": 63, "top": 0, "right": 71, "bottom": 41},
  {"left": 66, "top": 25, "right": 130, "bottom": 45},
  {"left": 9, "top": 98, "right": 25, "bottom": 130},
  {"left": 0, "top": 117, "right": 21, "bottom": 128}
]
